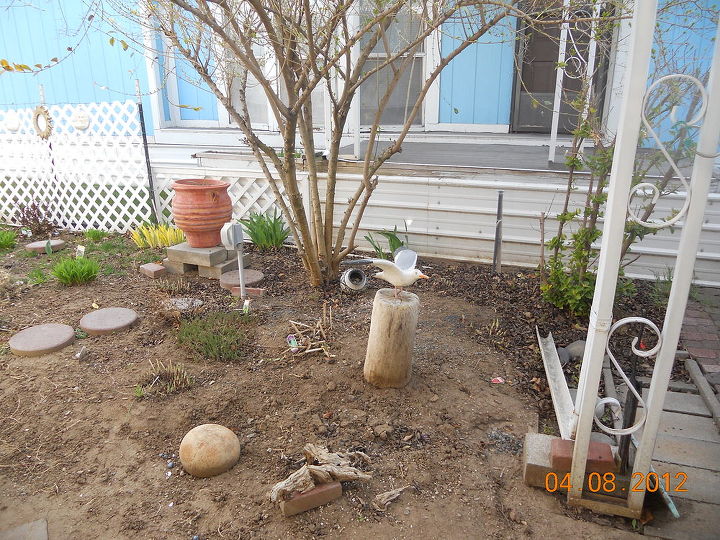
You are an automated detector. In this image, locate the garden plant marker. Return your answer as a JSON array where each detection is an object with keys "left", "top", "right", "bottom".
[{"left": 76, "top": 245, "right": 85, "bottom": 258}]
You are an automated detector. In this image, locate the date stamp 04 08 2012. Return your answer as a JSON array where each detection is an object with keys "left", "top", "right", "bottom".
[{"left": 545, "top": 471, "right": 689, "bottom": 494}]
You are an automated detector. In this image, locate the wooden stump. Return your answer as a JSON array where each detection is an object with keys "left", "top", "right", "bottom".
[{"left": 364, "top": 288, "right": 419, "bottom": 388}]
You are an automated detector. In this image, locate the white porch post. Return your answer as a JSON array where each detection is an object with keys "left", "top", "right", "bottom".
[
  {"left": 548, "top": 0, "right": 570, "bottom": 164},
  {"left": 627, "top": 19, "right": 720, "bottom": 510},
  {"left": 568, "top": 0, "right": 657, "bottom": 507}
]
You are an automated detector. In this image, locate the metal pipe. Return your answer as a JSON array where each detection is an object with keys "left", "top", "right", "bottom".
[
  {"left": 569, "top": 0, "right": 658, "bottom": 506},
  {"left": 627, "top": 18, "right": 720, "bottom": 511},
  {"left": 492, "top": 190, "right": 504, "bottom": 273},
  {"left": 136, "top": 80, "right": 159, "bottom": 224}
]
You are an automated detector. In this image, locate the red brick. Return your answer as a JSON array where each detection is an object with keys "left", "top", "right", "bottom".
[
  {"left": 139, "top": 262, "right": 167, "bottom": 278},
  {"left": 280, "top": 482, "right": 342, "bottom": 516},
  {"left": 687, "top": 347, "right": 719, "bottom": 360},
  {"left": 682, "top": 331, "right": 719, "bottom": 341},
  {"left": 230, "top": 286, "right": 265, "bottom": 298},
  {"left": 684, "top": 317, "right": 714, "bottom": 326},
  {"left": 698, "top": 359, "right": 720, "bottom": 373},
  {"left": 550, "top": 439, "right": 617, "bottom": 474}
]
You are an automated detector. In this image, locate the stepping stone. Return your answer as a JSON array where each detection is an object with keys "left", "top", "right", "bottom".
[
  {"left": 9, "top": 323, "right": 75, "bottom": 357},
  {"left": 79, "top": 307, "right": 138, "bottom": 336},
  {"left": 25, "top": 239, "right": 66, "bottom": 253},
  {"left": 219, "top": 269, "right": 264, "bottom": 291},
  {"left": 0, "top": 518, "right": 48, "bottom": 540}
]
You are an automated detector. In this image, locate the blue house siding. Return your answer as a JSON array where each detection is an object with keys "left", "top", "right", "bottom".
[
  {"left": 647, "top": 0, "right": 718, "bottom": 145},
  {"left": 0, "top": 1, "right": 154, "bottom": 133},
  {"left": 174, "top": 61, "right": 219, "bottom": 121},
  {"left": 439, "top": 18, "right": 516, "bottom": 125}
]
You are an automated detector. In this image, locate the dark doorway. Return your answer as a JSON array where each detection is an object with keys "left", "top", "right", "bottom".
[{"left": 511, "top": 15, "right": 593, "bottom": 133}]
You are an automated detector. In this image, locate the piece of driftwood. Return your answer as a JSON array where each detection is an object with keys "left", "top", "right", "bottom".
[
  {"left": 373, "top": 485, "right": 410, "bottom": 511},
  {"left": 270, "top": 444, "right": 372, "bottom": 502},
  {"left": 364, "top": 289, "right": 419, "bottom": 388},
  {"left": 303, "top": 444, "right": 370, "bottom": 467}
]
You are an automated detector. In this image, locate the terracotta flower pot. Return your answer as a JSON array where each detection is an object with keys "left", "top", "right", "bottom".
[{"left": 171, "top": 179, "right": 233, "bottom": 248}]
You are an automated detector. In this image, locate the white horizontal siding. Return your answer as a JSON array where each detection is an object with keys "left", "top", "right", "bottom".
[{"left": 148, "top": 162, "right": 719, "bottom": 287}]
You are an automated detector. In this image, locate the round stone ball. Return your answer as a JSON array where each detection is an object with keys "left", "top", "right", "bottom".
[{"left": 179, "top": 424, "right": 241, "bottom": 478}]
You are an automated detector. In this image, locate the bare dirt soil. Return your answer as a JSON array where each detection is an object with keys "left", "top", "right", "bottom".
[{"left": 0, "top": 234, "right": 651, "bottom": 539}]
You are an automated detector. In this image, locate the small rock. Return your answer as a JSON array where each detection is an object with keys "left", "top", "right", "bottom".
[
  {"left": 556, "top": 347, "right": 570, "bottom": 367},
  {"left": 164, "top": 297, "right": 204, "bottom": 312},
  {"left": 565, "top": 340, "right": 586, "bottom": 361},
  {"left": 179, "top": 424, "right": 241, "bottom": 478},
  {"left": 167, "top": 461, "right": 175, "bottom": 469},
  {"left": 326, "top": 381, "right": 337, "bottom": 391},
  {"left": 373, "top": 424, "right": 393, "bottom": 440},
  {"left": 429, "top": 394, "right": 439, "bottom": 402},
  {"left": 322, "top": 411, "right": 333, "bottom": 419},
  {"left": 317, "top": 425, "right": 328, "bottom": 435}
]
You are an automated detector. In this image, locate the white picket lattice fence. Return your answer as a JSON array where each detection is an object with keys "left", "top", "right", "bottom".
[
  {"left": 152, "top": 166, "right": 306, "bottom": 224},
  {"left": 0, "top": 100, "right": 152, "bottom": 232}
]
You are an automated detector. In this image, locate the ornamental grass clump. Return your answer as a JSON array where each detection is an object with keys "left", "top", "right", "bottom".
[
  {"left": 135, "top": 359, "right": 193, "bottom": 398},
  {"left": 85, "top": 229, "right": 107, "bottom": 242},
  {"left": 0, "top": 230, "right": 17, "bottom": 250},
  {"left": 52, "top": 257, "right": 100, "bottom": 286},
  {"left": 131, "top": 224, "right": 185, "bottom": 248},
  {"left": 178, "top": 311, "right": 250, "bottom": 362},
  {"left": 240, "top": 210, "right": 290, "bottom": 250}
]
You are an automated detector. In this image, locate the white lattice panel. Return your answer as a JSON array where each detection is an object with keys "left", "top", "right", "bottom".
[
  {"left": 152, "top": 166, "right": 303, "bottom": 224},
  {"left": 0, "top": 101, "right": 152, "bottom": 232}
]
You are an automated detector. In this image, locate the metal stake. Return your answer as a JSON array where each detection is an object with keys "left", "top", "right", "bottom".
[
  {"left": 136, "top": 79, "right": 159, "bottom": 223},
  {"left": 492, "top": 190, "right": 504, "bottom": 273}
]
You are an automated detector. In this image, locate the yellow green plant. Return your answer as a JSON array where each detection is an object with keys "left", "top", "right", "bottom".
[{"left": 131, "top": 224, "right": 185, "bottom": 248}]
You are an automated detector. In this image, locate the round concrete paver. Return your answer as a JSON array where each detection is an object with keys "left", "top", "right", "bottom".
[
  {"left": 25, "top": 239, "right": 66, "bottom": 253},
  {"left": 219, "top": 269, "right": 264, "bottom": 291},
  {"left": 9, "top": 323, "right": 75, "bottom": 357},
  {"left": 79, "top": 307, "right": 138, "bottom": 336}
]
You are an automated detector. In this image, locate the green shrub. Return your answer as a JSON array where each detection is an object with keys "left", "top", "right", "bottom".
[
  {"left": 240, "top": 210, "right": 290, "bottom": 249},
  {"left": 178, "top": 311, "right": 250, "bottom": 362},
  {"left": 85, "top": 229, "right": 107, "bottom": 242},
  {"left": 51, "top": 257, "right": 100, "bottom": 286},
  {"left": 0, "top": 230, "right": 17, "bottom": 249}
]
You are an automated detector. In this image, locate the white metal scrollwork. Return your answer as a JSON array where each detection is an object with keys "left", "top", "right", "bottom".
[
  {"left": 628, "top": 74, "right": 714, "bottom": 228},
  {"left": 593, "top": 317, "right": 662, "bottom": 436}
]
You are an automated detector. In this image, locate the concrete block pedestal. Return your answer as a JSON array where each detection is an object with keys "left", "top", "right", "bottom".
[{"left": 162, "top": 242, "right": 249, "bottom": 279}]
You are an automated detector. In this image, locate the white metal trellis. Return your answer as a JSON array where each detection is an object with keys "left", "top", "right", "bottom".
[
  {"left": 0, "top": 100, "right": 153, "bottom": 232},
  {"left": 566, "top": 1, "right": 720, "bottom": 517}
]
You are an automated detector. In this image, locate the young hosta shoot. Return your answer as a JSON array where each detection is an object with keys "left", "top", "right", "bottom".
[{"left": 52, "top": 257, "right": 100, "bottom": 286}]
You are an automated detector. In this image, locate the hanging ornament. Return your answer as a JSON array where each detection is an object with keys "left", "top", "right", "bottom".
[
  {"left": 32, "top": 105, "right": 53, "bottom": 139},
  {"left": 70, "top": 107, "right": 90, "bottom": 130},
  {"left": 4, "top": 110, "right": 20, "bottom": 132}
]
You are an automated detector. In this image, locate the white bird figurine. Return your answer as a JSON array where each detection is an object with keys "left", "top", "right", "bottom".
[{"left": 343, "top": 247, "right": 428, "bottom": 296}]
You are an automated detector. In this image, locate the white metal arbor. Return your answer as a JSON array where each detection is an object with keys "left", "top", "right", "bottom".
[{"left": 565, "top": 2, "right": 720, "bottom": 518}]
